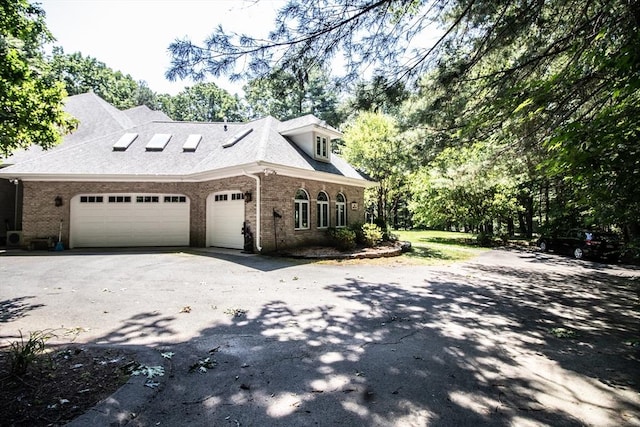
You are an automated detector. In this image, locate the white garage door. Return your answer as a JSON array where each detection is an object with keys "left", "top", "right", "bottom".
[
  {"left": 207, "top": 191, "right": 245, "bottom": 249},
  {"left": 70, "top": 194, "right": 190, "bottom": 248}
]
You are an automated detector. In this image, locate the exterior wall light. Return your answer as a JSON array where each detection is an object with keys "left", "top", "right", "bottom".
[
  {"left": 244, "top": 191, "right": 252, "bottom": 203},
  {"left": 55, "top": 196, "right": 63, "bottom": 207}
]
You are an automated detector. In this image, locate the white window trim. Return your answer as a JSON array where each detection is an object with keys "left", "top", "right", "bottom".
[
  {"left": 314, "top": 133, "right": 329, "bottom": 161},
  {"left": 336, "top": 193, "right": 346, "bottom": 228},
  {"left": 317, "top": 192, "right": 329, "bottom": 229},
  {"left": 294, "top": 189, "right": 310, "bottom": 230}
]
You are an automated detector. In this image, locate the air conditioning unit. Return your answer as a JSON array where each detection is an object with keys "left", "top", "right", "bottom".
[{"left": 6, "top": 230, "right": 23, "bottom": 248}]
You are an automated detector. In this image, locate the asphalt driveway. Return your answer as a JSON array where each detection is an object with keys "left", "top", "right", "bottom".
[{"left": 1, "top": 248, "right": 639, "bottom": 426}]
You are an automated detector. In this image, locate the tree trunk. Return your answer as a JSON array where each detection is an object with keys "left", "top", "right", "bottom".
[{"left": 518, "top": 192, "right": 534, "bottom": 238}]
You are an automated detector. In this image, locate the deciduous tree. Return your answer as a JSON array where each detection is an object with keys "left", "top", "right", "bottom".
[
  {"left": 341, "top": 111, "right": 407, "bottom": 226},
  {"left": 0, "top": 0, "right": 75, "bottom": 156},
  {"left": 161, "top": 82, "right": 246, "bottom": 122},
  {"left": 50, "top": 48, "right": 148, "bottom": 110}
]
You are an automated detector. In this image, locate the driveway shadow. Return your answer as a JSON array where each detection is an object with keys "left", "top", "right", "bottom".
[
  {"left": 0, "top": 296, "right": 44, "bottom": 324},
  {"left": 80, "top": 259, "right": 640, "bottom": 426},
  {"left": 1, "top": 247, "right": 310, "bottom": 272}
]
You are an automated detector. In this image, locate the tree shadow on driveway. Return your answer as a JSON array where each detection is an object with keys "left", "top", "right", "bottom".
[
  {"left": 0, "top": 296, "right": 44, "bottom": 324},
  {"left": 79, "top": 256, "right": 640, "bottom": 426}
]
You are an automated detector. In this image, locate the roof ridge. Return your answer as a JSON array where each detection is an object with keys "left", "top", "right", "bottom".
[
  {"left": 256, "top": 116, "right": 280, "bottom": 162},
  {"left": 81, "top": 92, "right": 136, "bottom": 129}
]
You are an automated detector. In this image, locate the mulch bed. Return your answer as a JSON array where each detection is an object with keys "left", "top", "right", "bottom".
[
  {"left": 0, "top": 345, "right": 134, "bottom": 426},
  {"left": 277, "top": 241, "right": 410, "bottom": 259}
]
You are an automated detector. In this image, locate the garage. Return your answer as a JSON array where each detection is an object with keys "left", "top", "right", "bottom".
[
  {"left": 207, "top": 191, "right": 245, "bottom": 249},
  {"left": 70, "top": 194, "right": 190, "bottom": 248}
]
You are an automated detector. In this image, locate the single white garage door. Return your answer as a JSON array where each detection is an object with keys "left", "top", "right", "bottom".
[
  {"left": 70, "top": 194, "right": 190, "bottom": 248},
  {"left": 207, "top": 191, "right": 245, "bottom": 249}
]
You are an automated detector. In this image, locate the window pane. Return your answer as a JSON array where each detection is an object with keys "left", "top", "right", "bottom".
[
  {"left": 337, "top": 204, "right": 345, "bottom": 227},
  {"left": 317, "top": 200, "right": 328, "bottom": 228},
  {"left": 295, "top": 189, "right": 308, "bottom": 200},
  {"left": 320, "top": 203, "right": 328, "bottom": 227},
  {"left": 302, "top": 203, "right": 308, "bottom": 228}
]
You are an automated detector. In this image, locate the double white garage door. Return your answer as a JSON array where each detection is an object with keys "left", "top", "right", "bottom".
[{"left": 70, "top": 192, "right": 244, "bottom": 249}]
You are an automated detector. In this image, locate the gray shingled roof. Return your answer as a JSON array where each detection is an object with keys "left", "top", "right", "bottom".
[
  {"left": 1, "top": 116, "right": 367, "bottom": 182},
  {"left": 0, "top": 93, "right": 371, "bottom": 185},
  {"left": 1, "top": 92, "right": 172, "bottom": 166},
  {"left": 278, "top": 114, "right": 340, "bottom": 135},
  {"left": 124, "top": 105, "right": 171, "bottom": 124}
]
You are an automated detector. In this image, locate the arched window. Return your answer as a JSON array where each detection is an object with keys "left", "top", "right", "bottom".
[
  {"left": 294, "top": 189, "right": 310, "bottom": 229},
  {"left": 317, "top": 191, "right": 329, "bottom": 228},
  {"left": 336, "top": 193, "right": 346, "bottom": 227}
]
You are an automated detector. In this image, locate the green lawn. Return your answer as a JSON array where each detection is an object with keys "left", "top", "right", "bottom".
[{"left": 395, "top": 229, "right": 489, "bottom": 264}]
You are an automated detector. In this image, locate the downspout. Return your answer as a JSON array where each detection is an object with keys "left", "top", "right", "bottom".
[
  {"left": 11, "top": 179, "right": 19, "bottom": 230},
  {"left": 243, "top": 171, "right": 262, "bottom": 251}
]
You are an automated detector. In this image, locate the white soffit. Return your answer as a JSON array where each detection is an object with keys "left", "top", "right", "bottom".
[
  {"left": 183, "top": 134, "right": 202, "bottom": 152},
  {"left": 113, "top": 133, "right": 138, "bottom": 151},
  {"left": 146, "top": 133, "right": 172, "bottom": 151}
]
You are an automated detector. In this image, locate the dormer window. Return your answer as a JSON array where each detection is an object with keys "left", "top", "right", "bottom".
[{"left": 315, "top": 134, "right": 329, "bottom": 161}]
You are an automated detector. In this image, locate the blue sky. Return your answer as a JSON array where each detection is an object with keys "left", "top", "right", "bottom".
[{"left": 40, "top": 0, "right": 284, "bottom": 95}]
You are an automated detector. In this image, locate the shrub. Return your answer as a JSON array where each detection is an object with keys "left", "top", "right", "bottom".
[
  {"left": 621, "top": 239, "right": 640, "bottom": 264},
  {"left": 348, "top": 221, "right": 365, "bottom": 245},
  {"left": 327, "top": 227, "right": 357, "bottom": 251},
  {"left": 8, "top": 330, "right": 54, "bottom": 376},
  {"left": 476, "top": 232, "right": 494, "bottom": 247},
  {"left": 384, "top": 231, "right": 399, "bottom": 242},
  {"left": 362, "top": 223, "right": 383, "bottom": 247},
  {"left": 498, "top": 232, "right": 510, "bottom": 244},
  {"left": 373, "top": 217, "right": 388, "bottom": 231}
]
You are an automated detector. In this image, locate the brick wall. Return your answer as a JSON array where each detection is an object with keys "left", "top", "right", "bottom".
[
  {"left": 20, "top": 174, "right": 365, "bottom": 252},
  {"left": 259, "top": 174, "right": 365, "bottom": 252}
]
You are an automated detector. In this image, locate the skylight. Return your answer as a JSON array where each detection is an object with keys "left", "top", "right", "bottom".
[
  {"left": 222, "top": 128, "right": 253, "bottom": 148},
  {"left": 145, "top": 134, "right": 171, "bottom": 151},
  {"left": 183, "top": 134, "right": 202, "bottom": 152},
  {"left": 113, "top": 133, "right": 138, "bottom": 151}
]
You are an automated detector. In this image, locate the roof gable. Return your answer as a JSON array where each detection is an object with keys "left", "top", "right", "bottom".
[
  {"left": 64, "top": 92, "right": 136, "bottom": 138},
  {"left": 279, "top": 114, "right": 341, "bottom": 139},
  {"left": 124, "top": 105, "right": 171, "bottom": 124}
]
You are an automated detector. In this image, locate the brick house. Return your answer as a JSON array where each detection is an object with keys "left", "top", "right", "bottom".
[{"left": 0, "top": 93, "right": 374, "bottom": 252}]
